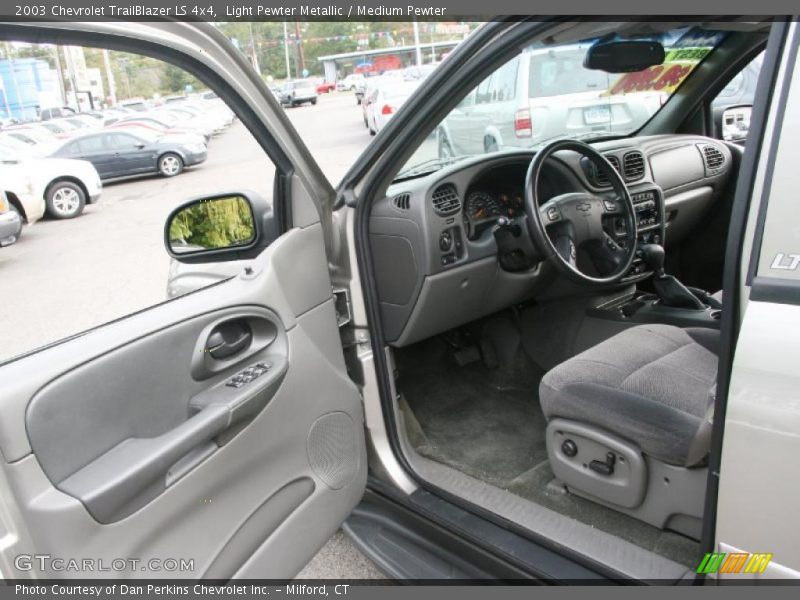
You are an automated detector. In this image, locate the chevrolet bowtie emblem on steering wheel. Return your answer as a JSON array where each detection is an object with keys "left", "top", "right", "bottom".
[{"left": 576, "top": 202, "right": 592, "bottom": 213}]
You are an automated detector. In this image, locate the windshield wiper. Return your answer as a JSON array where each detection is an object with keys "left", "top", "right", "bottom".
[{"left": 394, "top": 155, "right": 471, "bottom": 181}]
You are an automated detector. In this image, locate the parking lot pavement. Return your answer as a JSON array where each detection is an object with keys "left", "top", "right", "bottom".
[
  {"left": 296, "top": 531, "right": 386, "bottom": 580},
  {"left": 0, "top": 91, "right": 385, "bottom": 579},
  {"left": 0, "top": 92, "right": 370, "bottom": 362}
]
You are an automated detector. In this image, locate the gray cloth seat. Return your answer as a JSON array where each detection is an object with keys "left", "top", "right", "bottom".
[{"left": 539, "top": 324, "right": 719, "bottom": 467}]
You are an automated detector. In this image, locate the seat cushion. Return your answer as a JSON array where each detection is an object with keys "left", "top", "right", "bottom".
[{"left": 539, "top": 324, "right": 719, "bottom": 466}]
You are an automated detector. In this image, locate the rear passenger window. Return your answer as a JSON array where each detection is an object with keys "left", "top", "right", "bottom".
[
  {"left": 492, "top": 58, "right": 519, "bottom": 102},
  {"left": 77, "top": 136, "right": 105, "bottom": 153}
]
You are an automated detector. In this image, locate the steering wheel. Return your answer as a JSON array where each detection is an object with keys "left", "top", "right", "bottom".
[{"left": 524, "top": 140, "right": 637, "bottom": 285}]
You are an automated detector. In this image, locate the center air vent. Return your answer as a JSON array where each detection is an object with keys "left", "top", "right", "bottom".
[
  {"left": 431, "top": 183, "right": 461, "bottom": 215},
  {"left": 392, "top": 193, "right": 411, "bottom": 211},
  {"left": 701, "top": 144, "right": 725, "bottom": 172},
  {"left": 594, "top": 155, "right": 621, "bottom": 186},
  {"left": 623, "top": 151, "right": 645, "bottom": 181}
]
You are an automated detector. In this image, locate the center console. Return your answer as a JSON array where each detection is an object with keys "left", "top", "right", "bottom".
[{"left": 616, "top": 186, "right": 666, "bottom": 283}]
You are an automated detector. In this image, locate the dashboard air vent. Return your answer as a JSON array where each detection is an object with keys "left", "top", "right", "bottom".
[
  {"left": 701, "top": 144, "right": 725, "bottom": 172},
  {"left": 392, "top": 193, "right": 411, "bottom": 211},
  {"left": 431, "top": 183, "right": 461, "bottom": 215},
  {"left": 594, "top": 155, "right": 621, "bottom": 186},
  {"left": 623, "top": 151, "right": 646, "bottom": 181}
]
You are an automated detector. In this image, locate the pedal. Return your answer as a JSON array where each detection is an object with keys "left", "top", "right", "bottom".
[
  {"left": 453, "top": 345, "right": 481, "bottom": 367},
  {"left": 479, "top": 338, "right": 499, "bottom": 369}
]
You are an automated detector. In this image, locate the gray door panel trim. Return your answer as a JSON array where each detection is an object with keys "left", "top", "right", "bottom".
[
  {"left": 0, "top": 223, "right": 330, "bottom": 463},
  {"left": 0, "top": 300, "right": 366, "bottom": 578},
  {"left": 203, "top": 477, "right": 315, "bottom": 579},
  {"left": 26, "top": 306, "right": 288, "bottom": 488}
]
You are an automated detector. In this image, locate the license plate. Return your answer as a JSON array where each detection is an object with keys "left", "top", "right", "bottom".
[{"left": 584, "top": 105, "right": 611, "bottom": 124}]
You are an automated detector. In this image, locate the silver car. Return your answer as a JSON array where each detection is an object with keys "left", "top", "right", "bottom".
[
  {"left": 278, "top": 79, "right": 318, "bottom": 107},
  {"left": 437, "top": 44, "right": 662, "bottom": 157},
  {"left": 0, "top": 190, "right": 22, "bottom": 247}
]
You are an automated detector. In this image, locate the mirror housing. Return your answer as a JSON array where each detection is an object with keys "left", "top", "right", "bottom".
[
  {"left": 584, "top": 40, "right": 665, "bottom": 73},
  {"left": 164, "top": 190, "right": 279, "bottom": 264}
]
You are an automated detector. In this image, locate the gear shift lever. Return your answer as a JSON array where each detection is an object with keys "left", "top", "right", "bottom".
[
  {"left": 640, "top": 244, "right": 666, "bottom": 278},
  {"left": 639, "top": 244, "right": 705, "bottom": 309}
]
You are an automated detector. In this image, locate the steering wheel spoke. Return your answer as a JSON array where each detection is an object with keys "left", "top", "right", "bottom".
[
  {"left": 553, "top": 234, "right": 578, "bottom": 269},
  {"left": 586, "top": 233, "right": 628, "bottom": 276},
  {"left": 538, "top": 200, "right": 563, "bottom": 225},
  {"left": 601, "top": 197, "right": 623, "bottom": 216}
]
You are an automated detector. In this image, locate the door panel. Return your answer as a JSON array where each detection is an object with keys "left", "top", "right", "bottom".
[{"left": 0, "top": 222, "right": 367, "bottom": 578}]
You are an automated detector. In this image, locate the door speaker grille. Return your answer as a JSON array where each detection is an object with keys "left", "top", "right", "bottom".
[{"left": 307, "top": 412, "right": 359, "bottom": 490}]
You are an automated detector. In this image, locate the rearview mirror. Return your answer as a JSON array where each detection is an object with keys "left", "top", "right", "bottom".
[
  {"left": 584, "top": 40, "right": 665, "bottom": 73},
  {"left": 165, "top": 191, "right": 278, "bottom": 264}
]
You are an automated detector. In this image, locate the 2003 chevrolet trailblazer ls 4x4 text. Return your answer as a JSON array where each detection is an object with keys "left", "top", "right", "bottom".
[{"left": 0, "top": 17, "right": 799, "bottom": 583}]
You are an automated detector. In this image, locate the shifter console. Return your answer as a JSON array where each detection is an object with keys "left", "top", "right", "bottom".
[{"left": 613, "top": 186, "right": 665, "bottom": 282}]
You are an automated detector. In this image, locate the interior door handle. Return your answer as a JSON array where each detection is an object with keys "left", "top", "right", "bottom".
[{"left": 206, "top": 321, "right": 252, "bottom": 360}]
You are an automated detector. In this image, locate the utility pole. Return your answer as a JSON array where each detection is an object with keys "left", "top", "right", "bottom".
[
  {"left": 282, "top": 21, "right": 291, "bottom": 80},
  {"left": 294, "top": 22, "right": 305, "bottom": 77},
  {"left": 52, "top": 45, "right": 67, "bottom": 105},
  {"left": 412, "top": 22, "right": 422, "bottom": 66},
  {"left": 62, "top": 46, "right": 80, "bottom": 109},
  {"left": 102, "top": 49, "right": 117, "bottom": 106}
]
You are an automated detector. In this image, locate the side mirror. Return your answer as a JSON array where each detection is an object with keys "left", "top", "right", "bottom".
[
  {"left": 584, "top": 40, "right": 665, "bottom": 73},
  {"left": 714, "top": 104, "right": 753, "bottom": 143},
  {"left": 134, "top": 142, "right": 146, "bottom": 149},
  {"left": 164, "top": 191, "right": 278, "bottom": 264}
]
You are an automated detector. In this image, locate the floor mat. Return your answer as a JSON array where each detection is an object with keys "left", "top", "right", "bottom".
[
  {"left": 397, "top": 336, "right": 547, "bottom": 486},
  {"left": 396, "top": 335, "right": 699, "bottom": 567}
]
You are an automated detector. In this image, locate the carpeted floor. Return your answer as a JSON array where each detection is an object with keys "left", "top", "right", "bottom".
[{"left": 396, "top": 334, "right": 699, "bottom": 567}]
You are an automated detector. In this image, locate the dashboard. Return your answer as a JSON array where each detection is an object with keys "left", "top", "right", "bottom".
[{"left": 369, "top": 134, "right": 735, "bottom": 347}]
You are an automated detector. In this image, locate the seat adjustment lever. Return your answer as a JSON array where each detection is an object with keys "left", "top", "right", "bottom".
[{"left": 589, "top": 452, "right": 616, "bottom": 476}]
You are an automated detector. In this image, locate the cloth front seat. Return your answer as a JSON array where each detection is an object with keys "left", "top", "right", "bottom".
[{"left": 539, "top": 324, "right": 719, "bottom": 467}]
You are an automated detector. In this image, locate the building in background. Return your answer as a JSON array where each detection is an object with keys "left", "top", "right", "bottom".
[{"left": 0, "top": 58, "right": 59, "bottom": 122}]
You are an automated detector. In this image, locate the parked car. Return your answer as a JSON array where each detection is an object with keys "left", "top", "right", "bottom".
[
  {"left": 0, "top": 151, "right": 46, "bottom": 226},
  {"left": 49, "top": 130, "right": 206, "bottom": 181},
  {"left": 38, "top": 106, "right": 77, "bottom": 121},
  {"left": 109, "top": 115, "right": 211, "bottom": 143},
  {"left": 436, "top": 44, "right": 663, "bottom": 157},
  {"left": 0, "top": 127, "right": 57, "bottom": 147},
  {"left": 34, "top": 120, "right": 78, "bottom": 139},
  {"left": 0, "top": 142, "right": 100, "bottom": 219},
  {"left": 360, "top": 75, "right": 393, "bottom": 129},
  {"left": 315, "top": 80, "right": 336, "bottom": 94},
  {"left": 0, "top": 190, "right": 22, "bottom": 247},
  {"left": 367, "top": 79, "right": 423, "bottom": 135},
  {"left": 117, "top": 99, "right": 149, "bottom": 112},
  {"left": 278, "top": 80, "right": 318, "bottom": 107},
  {"left": 154, "top": 104, "right": 231, "bottom": 135},
  {"left": 337, "top": 72, "right": 365, "bottom": 92},
  {"left": 60, "top": 115, "right": 103, "bottom": 131}
]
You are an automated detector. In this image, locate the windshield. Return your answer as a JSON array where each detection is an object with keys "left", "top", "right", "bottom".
[{"left": 397, "top": 26, "right": 726, "bottom": 180}]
